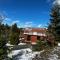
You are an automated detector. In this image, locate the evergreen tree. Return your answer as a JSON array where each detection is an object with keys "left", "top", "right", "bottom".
[
  {"left": 48, "top": 0, "right": 60, "bottom": 42},
  {"left": 4, "top": 24, "right": 10, "bottom": 42},
  {"left": 0, "top": 14, "right": 8, "bottom": 60},
  {"left": 9, "top": 33, "right": 19, "bottom": 45},
  {"left": 9, "top": 23, "right": 20, "bottom": 45}
]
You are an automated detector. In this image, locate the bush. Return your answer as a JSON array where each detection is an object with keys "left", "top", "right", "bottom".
[{"left": 33, "top": 40, "right": 50, "bottom": 51}]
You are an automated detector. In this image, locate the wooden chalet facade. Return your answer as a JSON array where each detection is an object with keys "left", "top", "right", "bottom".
[{"left": 20, "top": 28, "right": 47, "bottom": 44}]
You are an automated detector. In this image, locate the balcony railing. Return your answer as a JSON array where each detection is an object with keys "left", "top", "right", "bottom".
[{"left": 24, "top": 32, "right": 46, "bottom": 36}]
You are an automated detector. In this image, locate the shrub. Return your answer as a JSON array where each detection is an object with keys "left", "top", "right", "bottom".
[{"left": 33, "top": 40, "right": 50, "bottom": 51}]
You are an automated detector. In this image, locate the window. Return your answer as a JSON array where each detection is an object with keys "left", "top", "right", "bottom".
[
  {"left": 27, "top": 35, "right": 31, "bottom": 41},
  {"left": 37, "top": 36, "right": 40, "bottom": 40}
]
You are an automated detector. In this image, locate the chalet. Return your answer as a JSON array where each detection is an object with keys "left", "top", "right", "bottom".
[{"left": 20, "top": 28, "right": 47, "bottom": 44}]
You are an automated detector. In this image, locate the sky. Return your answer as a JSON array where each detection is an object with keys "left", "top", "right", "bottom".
[{"left": 0, "top": 0, "right": 54, "bottom": 28}]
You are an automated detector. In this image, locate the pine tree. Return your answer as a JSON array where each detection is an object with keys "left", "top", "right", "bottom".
[
  {"left": 48, "top": 1, "right": 60, "bottom": 42},
  {"left": 0, "top": 14, "right": 8, "bottom": 60},
  {"left": 9, "top": 23, "right": 20, "bottom": 45}
]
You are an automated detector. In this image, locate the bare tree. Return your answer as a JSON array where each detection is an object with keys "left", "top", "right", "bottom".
[{"left": 0, "top": 12, "right": 6, "bottom": 24}]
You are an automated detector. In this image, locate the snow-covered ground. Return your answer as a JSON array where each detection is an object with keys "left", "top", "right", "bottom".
[
  {"left": 58, "top": 43, "right": 60, "bottom": 46},
  {"left": 6, "top": 43, "right": 14, "bottom": 46},
  {"left": 18, "top": 43, "right": 26, "bottom": 45},
  {"left": 7, "top": 43, "right": 60, "bottom": 60},
  {"left": 8, "top": 48, "right": 44, "bottom": 60},
  {"left": 48, "top": 47, "right": 60, "bottom": 60},
  {"left": 6, "top": 43, "right": 26, "bottom": 46}
]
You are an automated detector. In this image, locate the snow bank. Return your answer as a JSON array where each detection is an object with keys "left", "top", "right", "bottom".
[
  {"left": 6, "top": 43, "right": 14, "bottom": 46},
  {"left": 58, "top": 43, "right": 60, "bottom": 46},
  {"left": 8, "top": 50, "right": 21, "bottom": 58},
  {"left": 8, "top": 48, "right": 44, "bottom": 60},
  {"left": 18, "top": 43, "right": 26, "bottom": 45}
]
